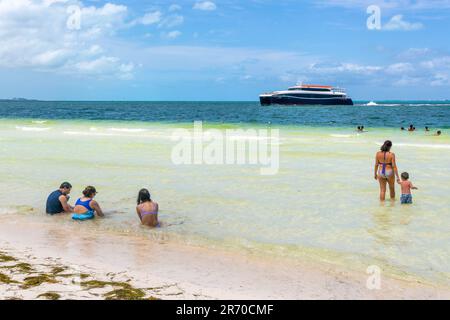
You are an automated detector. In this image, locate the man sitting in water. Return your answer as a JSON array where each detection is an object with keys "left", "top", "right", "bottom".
[{"left": 46, "top": 182, "right": 73, "bottom": 214}]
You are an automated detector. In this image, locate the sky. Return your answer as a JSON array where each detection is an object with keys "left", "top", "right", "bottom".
[{"left": 0, "top": 0, "right": 450, "bottom": 101}]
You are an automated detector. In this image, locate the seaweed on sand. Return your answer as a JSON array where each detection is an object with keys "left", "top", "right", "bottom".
[
  {"left": 104, "top": 288, "right": 146, "bottom": 300},
  {"left": 21, "top": 274, "right": 58, "bottom": 288},
  {"left": 37, "top": 292, "right": 61, "bottom": 300},
  {"left": 0, "top": 272, "right": 19, "bottom": 284},
  {"left": 51, "top": 266, "right": 67, "bottom": 275},
  {"left": 2, "top": 263, "right": 34, "bottom": 273},
  {"left": 81, "top": 280, "right": 149, "bottom": 300},
  {"left": 0, "top": 252, "right": 17, "bottom": 263}
]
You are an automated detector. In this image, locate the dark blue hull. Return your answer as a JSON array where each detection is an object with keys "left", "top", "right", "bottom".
[{"left": 260, "top": 96, "right": 353, "bottom": 106}]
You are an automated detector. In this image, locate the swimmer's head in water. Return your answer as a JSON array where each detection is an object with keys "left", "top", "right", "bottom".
[
  {"left": 381, "top": 140, "right": 392, "bottom": 152},
  {"left": 82, "top": 186, "right": 97, "bottom": 198},
  {"left": 59, "top": 182, "right": 72, "bottom": 195},
  {"left": 437, "top": 131, "right": 442, "bottom": 135},
  {"left": 401, "top": 172, "right": 410, "bottom": 181},
  {"left": 137, "top": 188, "right": 152, "bottom": 205}
]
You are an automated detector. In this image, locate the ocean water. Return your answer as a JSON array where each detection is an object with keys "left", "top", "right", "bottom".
[{"left": 0, "top": 101, "right": 449, "bottom": 285}]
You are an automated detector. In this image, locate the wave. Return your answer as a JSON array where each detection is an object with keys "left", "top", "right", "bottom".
[
  {"left": 330, "top": 134, "right": 353, "bottom": 138},
  {"left": 375, "top": 142, "right": 450, "bottom": 149},
  {"left": 31, "top": 120, "right": 48, "bottom": 124},
  {"left": 15, "top": 126, "right": 51, "bottom": 132},
  {"left": 63, "top": 131, "right": 119, "bottom": 137},
  {"left": 107, "top": 128, "right": 148, "bottom": 133},
  {"left": 358, "top": 103, "right": 450, "bottom": 107}
]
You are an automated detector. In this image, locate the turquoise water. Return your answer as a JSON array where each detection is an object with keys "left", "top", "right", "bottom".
[
  {"left": 0, "top": 101, "right": 449, "bottom": 286},
  {"left": 1, "top": 100, "right": 450, "bottom": 128}
]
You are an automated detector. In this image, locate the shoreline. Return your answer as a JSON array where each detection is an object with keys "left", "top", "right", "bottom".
[{"left": 1, "top": 218, "right": 449, "bottom": 300}]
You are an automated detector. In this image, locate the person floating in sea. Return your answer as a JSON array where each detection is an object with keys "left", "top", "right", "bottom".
[
  {"left": 401, "top": 127, "right": 406, "bottom": 131},
  {"left": 136, "top": 188, "right": 159, "bottom": 228},
  {"left": 434, "top": 130, "right": 442, "bottom": 136},
  {"left": 425, "top": 126, "right": 431, "bottom": 132},
  {"left": 357, "top": 126, "right": 367, "bottom": 132},
  {"left": 46, "top": 182, "right": 73, "bottom": 215},
  {"left": 72, "top": 186, "right": 104, "bottom": 221},
  {"left": 398, "top": 172, "right": 418, "bottom": 205},
  {"left": 408, "top": 125, "right": 416, "bottom": 132},
  {"left": 374, "top": 140, "right": 401, "bottom": 201}
]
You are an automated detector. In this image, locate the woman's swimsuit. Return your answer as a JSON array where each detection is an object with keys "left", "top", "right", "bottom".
[
  {"left": 138, "top": 203, "right": 160, "bottom": 227},
  {"left": 139, "top": 203, "right": 158, "bottom": 217},
  {"left": 72, "top": 198, "right": 95, "bottom": 221},
  {"left": 378, "top": 152, "right": 393, "bottom": 179}
]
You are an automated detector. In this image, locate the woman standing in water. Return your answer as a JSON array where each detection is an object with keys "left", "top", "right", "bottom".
[
  {"left": 374, "top": 141, "right": 401, "bottom": 201},
  {"left": 136, "top": 189, "right": 159, "bottom": 227}
]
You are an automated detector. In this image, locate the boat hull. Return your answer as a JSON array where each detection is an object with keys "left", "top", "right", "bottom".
[{"left": 260, "top": 95, "right": 354, "bottom": 106}]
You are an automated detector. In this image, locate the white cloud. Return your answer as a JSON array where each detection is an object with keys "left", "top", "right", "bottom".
[
  {"left": 398, "top": 48, "right": 431, "bottom": 60},
  {"left": 0, "top": 0, "right": 136, "bottom": 80},
  {"left": 316, "top": 0, "right": 450, "bottom": 10},
  {"left": 385, "top": 62, "right": 414, "bottom": 74},
  {"left": 139, "top": 11, "right": 162, "bottom": 25},
  {"left": 164, "top": 30, "right": 182, "bottom": 39},
  {"left": 193, "top": 1, "right": 217, "bottom": 11},
  {"left": 168, "top": 4, "right": 182, "bottom": 12},
  {"left": 308, "top": 62, "right": 383, "bottom": 75},
  {"left": 383, "top": 15, "right": 424, "bottom": 31},
  {"left": 158, "top": 14, "right": 184, "bottom": 28}
]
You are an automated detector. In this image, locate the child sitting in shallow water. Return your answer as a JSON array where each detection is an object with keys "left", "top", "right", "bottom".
[{"left": 398, "top": 172, "right": 418, "bottom": 204}]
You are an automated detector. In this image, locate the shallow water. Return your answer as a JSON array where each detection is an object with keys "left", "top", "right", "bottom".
[{"left": 0, "top": 101, "right": 449, "bottom": 286}]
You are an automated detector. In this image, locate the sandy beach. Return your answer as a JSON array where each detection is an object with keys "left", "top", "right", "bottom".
[{"left": 1, "top": 215, "right": 449, "bottom": 300}]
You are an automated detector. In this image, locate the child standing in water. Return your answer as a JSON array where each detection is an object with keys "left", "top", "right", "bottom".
[{"left": 398, "top": 172, "right": 418, "bottom": 204}]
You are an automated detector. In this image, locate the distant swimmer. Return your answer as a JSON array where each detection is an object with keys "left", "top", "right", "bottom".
[
  {"left": 357, "top": 126, "right": 367, "bottom": 132},
  {"left": 425, "top": 126, "right": 431, "bottom": 132},
  {"left": 72, "top": 186, "right": 104, "bottom": 221},
  {"left": 398, "top": 172, "right": 418, "bottom": 205},
  {"left": 434, "top": 130, "right": 442, "bottom": 136},
  {"left": 46, "top": 182, "right": 73, "bottom": 215},
  {"left": 136, "top": 188, "right": 159, "bottom": 228},
  {"left": 401, "top": 127, "right": 406, "bottom": 131},
  {"left": 408, "top": 125, "right": 416, "bottom": 132},
  {"left": 374, "top": 141, "right": 401, "bottom": 201}
]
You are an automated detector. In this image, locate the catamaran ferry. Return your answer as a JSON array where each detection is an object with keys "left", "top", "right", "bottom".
[{"left": 260, "top": 84, "right": 353, "bottom": 106}]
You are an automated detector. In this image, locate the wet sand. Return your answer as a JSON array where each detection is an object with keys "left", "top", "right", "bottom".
[{"left": 1, "top": 217, "right": 449, "bottom": 300}]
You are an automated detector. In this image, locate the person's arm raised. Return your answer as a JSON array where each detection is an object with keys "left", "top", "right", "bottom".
[
  {"left": 59, "top": 195, "right": 73, "bottom": 213},
  {"left": 90, "top": 200, "right": 104, "bottom": 217}
]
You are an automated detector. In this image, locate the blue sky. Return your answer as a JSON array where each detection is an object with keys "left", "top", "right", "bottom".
[{"left": 0, "top": 0, "right": 450, "bottom": 100}]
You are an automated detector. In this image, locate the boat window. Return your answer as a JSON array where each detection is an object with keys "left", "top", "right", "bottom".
[{"left": 302, "top": 88, "right": 331, "bottom": 92}]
